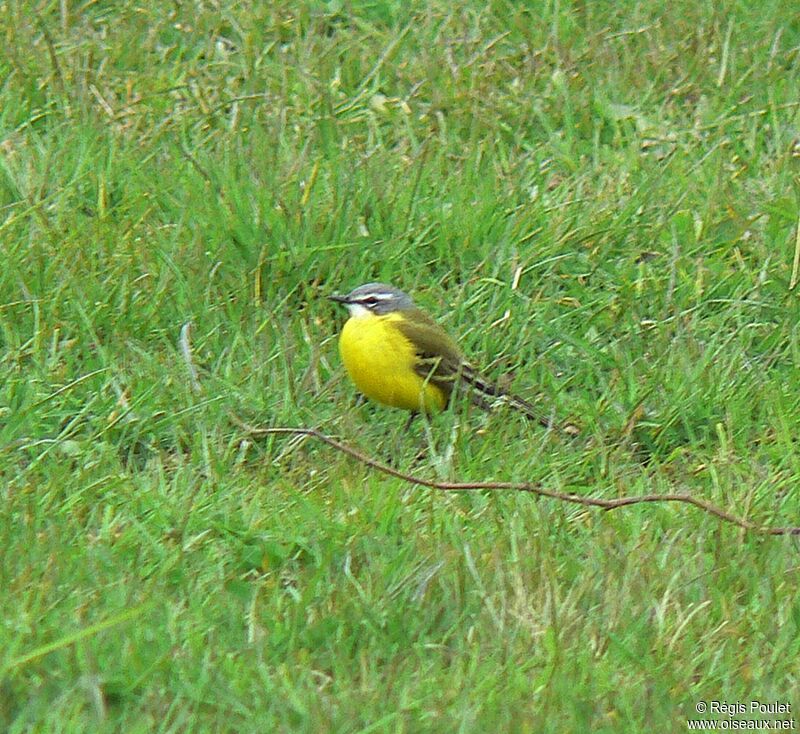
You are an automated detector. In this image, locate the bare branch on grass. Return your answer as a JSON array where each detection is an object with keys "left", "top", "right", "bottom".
[{"left": 242, "top": 424, "right": 800, "bottom": 537}]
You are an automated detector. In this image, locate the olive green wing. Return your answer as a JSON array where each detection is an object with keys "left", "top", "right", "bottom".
[
  {"left": 395, "top": 309, "right": 465, "bottom": 397},
  {"left": 397, "top": 308, "right": 559, "bottom": 428}
]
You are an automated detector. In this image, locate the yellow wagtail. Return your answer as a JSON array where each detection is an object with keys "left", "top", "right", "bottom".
[{"left": 329, "top": 282, "right": 554, "bottom": 428}]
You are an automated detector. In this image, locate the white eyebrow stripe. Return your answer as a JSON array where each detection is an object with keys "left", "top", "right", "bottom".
[{"left": 355, "top": 292, "right": 393, "bottom": 301}]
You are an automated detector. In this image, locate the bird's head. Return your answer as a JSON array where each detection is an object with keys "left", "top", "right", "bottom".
[{"left": 328, "top": 282, "right": 415, "bottom": 317}]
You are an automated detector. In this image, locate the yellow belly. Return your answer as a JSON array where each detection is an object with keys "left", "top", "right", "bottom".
[{"left": 338, "top": 313, "right": 446, "bottom": 412}]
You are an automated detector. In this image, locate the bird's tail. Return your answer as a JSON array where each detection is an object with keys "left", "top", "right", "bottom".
[{"left": 459, "top": 364, "right": 565, "bottom": 431}]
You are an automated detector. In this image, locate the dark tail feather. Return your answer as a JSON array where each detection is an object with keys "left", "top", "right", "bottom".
[{"left": 459, "top": 365, "right": 564, "bottom": 431}]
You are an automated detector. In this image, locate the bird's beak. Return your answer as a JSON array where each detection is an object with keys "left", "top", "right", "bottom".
[{"left": 328, "top": 293, "right": 349, "bottom": 304}]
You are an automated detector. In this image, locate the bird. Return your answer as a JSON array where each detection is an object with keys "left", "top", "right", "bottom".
[{"left": 328, "top": 282, "right": 556, "bottom": 428}]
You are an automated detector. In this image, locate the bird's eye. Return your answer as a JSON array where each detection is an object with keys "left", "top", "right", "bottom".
[{"left": 363, "top": 297, "right": 378, "bottom": 306}]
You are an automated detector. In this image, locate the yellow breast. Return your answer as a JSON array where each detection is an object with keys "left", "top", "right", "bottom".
[{"left": 338, "top": 312, "right": 446, "bottom": 412}]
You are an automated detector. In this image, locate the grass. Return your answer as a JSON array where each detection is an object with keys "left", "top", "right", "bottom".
[{"left": 2, "top": 0, "right": 800, "bottom": 731}]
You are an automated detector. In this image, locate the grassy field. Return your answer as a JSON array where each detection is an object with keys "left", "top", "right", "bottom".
[{"left": 3, "top": 0, "right": 800, "bottom": 731}]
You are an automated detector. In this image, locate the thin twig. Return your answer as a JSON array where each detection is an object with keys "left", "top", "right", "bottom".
[
  {"left": 241, "top": 423, "right": 800, "bottom": 537},
  {"left": 180, "top": 321, "right": 202, "bottom": 394},
  {"left": 790, "top": 212, "right": 800, "bottom": 290}
]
